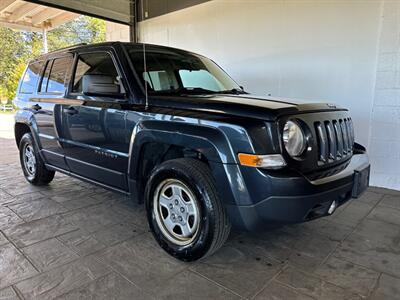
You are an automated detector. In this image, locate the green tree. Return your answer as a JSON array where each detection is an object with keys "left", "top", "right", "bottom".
[
  {"left": 47, "top": 16, "right": 106, "bottom": 51},
  {"left": 0, "top": 27, "right": 29, "bottom": 103},
  {"left": 0, "top": 86, "right": 7, "bottom": 103},
  {"left": 6, "top": 61, "right": 26, "bottom": 100},
  {"left": 0, "top": 16, "right": 106, "bottom": 104}
]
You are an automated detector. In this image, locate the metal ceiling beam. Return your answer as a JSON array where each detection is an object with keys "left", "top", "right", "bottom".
[
  {"left": 8, "top": 2, "right": 37, "bottom": 22},
  {"left": 48, "top": 11, "right": 78, "bottom": 28},
  {"left": 0, "top": 1, "right": 78, "bottom": 31},
  {"left": 0, "top": 18, "right": 41, "bottom": 31},
  {"left": 31, "top": 7, "right": 62, "bottom": 25},
  {"left": 0, "top": 0, "right": 19, "bottom": 14}
]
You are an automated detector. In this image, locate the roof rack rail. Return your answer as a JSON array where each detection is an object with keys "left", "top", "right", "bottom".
[
  {"left": 30, "top": 43, "right": 89, "bottom": 62},
  {"left": 54, "top": 43, "right": 88, "bottom": 52}
]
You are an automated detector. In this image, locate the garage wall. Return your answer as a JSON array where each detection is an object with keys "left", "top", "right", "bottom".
[
  {"left": 370, "top": 1, "right": 400, "bottom": 190},
  {"left": 138, "top": 0, "right": 399, "bottom": 190},
  {"left": 106, "top": 22, "right": 130, "bottom": 42}
]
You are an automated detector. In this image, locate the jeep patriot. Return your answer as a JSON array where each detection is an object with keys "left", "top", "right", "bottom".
[{"left": 13, "top": 42, "right": 370, "bottom": 261}]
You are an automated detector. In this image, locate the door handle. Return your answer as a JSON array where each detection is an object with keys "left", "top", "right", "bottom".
[
  {"left": 31, "top": 104, "right": 41, "bottom": 111},
  {"left": 65, "top": 106, "right": 78, "bottom": 115}
]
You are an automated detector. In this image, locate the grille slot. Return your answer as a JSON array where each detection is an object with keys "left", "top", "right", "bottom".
[
  {"left": 325, "top": 122, "right": 336, "bottom": 160},
  {"left": 315, "top": 123, "right": 328, "bottom": 162},
  {"left": 315, "top": 118, "right": 354, "bottom": 165},
  {"left": 340, "top": 120, "right": 348, "bottom": 154}
]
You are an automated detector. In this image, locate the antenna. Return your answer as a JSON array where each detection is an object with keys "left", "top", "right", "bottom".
[
  {"left": 143, "top": 44, "right": 148, "bottom": 109},
  {"left": 141, "top": 1, "right": 148, "bottom": 109}
]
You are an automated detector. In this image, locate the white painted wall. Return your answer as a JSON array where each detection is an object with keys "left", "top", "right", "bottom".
[
  {"left": 370, "top": 1, "right": 400, "bottom": 190},
  {"left": 136, "top": 0, "right": 399, "bottom": 190},
  {"left": 105, "top": 22, "right": 130, "bottom": 42}
]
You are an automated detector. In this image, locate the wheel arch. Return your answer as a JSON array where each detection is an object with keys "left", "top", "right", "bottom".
[
  {"left": 14, "top": 110, "right": 41, "bottom": 149},
  {"left": 15, "top": 123, "right": 31, "bottom": 147},
  {"left": 127, "top": 120, "right": 245, "bottom": 204}
]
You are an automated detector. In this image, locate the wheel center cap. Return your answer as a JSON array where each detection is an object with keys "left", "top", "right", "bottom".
[{"left": 169, "top": 196, "right": 187, "bottom": 224}]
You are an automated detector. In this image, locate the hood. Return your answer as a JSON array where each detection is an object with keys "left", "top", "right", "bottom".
[{"left": 148, "top": 94, "right": 347, "bottom": 121}]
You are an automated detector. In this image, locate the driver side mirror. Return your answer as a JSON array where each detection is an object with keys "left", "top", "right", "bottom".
[{"left": 82, "top": 74, "right": 125, "bottom": 98}]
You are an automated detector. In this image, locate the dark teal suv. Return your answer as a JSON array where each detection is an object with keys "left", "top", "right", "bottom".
[{"left": 13, "top": 42, "right": 370, "bottom": 261}]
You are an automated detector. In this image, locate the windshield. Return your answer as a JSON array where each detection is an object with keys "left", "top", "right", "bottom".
[{"left": 127, "top": 46, "right": 243, "bottom": 95}]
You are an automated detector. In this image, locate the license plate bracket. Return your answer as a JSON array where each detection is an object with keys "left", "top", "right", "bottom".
[{"left": 352, "top": 165, "right": 370, "bottom": 198}]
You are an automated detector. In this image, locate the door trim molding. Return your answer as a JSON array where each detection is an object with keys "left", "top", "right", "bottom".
[
  {"left": 31, "top": 98, "right": 84, "bottom": 105},
  {"left": 39, "top": 133, "right": 129, "bottom": 158},
  {"left": 45, "top": 163, "right": 130, "bottom": 195}
]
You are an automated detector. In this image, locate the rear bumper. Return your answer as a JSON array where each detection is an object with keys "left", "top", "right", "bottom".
[{"left": 226, "top": 153, "right": 370, "bottom": 231}]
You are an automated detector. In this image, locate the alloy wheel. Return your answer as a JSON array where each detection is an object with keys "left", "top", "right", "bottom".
[
  {"left": 23, "top": 144, "right": 36, "bottom": 176},
  {"left": 153, "top": 179, "right": 200, "bottom": 246}
]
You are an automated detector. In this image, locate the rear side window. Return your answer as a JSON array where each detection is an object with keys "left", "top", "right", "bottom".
[
  {"left": 72, "top": 52, "right": 120, "bottom": 93},
  {"left": 19, "top": 62, "right": 42, "bottom": 94},
  {"left": 40, "top": 56, "right": 72, "bottom": 94},
  {"left": 40, "top": 61, "right": 52, "bottom": 92}
]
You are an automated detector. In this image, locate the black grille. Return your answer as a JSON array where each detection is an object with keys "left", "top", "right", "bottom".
[{"left": 315, "top": 118, "right": 354, "bottom": 165}]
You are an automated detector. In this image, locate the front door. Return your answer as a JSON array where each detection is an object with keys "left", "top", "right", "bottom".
[{"left": 60, "top": 51, "right": 129, "bottom": 191}]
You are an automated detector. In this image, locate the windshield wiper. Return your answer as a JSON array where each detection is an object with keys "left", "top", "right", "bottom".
[
  {"left": 218, "top": 88, "right": 247, "bottom": 95},
  {"left": 180, "top": 87, "right": 218, "bottom": 94},
  {"left": 152, "top": 87, "right": 218, "bottom": 95},
  {"left": 151, "top": 87, "right": 247, "bottom": 96}
]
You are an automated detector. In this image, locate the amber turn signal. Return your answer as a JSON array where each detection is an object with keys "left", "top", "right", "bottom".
[
  {"left": 238, "top": 153, "right": 262, "bottom": 167},
  {"left": 238, "top": 153, "right": 287, "bottom": 169}
]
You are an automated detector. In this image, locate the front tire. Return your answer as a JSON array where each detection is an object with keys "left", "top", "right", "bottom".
[
  {"left": 19, "top": 133, "right": 55, "bottom": 185},
  {"left": 145, "top": 158, "right": 231, "bottom": 261}
]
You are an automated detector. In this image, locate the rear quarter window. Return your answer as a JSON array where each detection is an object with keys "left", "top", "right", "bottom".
[{"left": 19, "top": 61, "right": 43, "bottom": 94}]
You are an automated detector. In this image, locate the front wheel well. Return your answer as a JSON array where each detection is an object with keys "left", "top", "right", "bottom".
[
  {"left": 135, "top": 142, "right": 209, "bottom": 202},
  {"left": 15, "top": 123, "right": 31, "bottom": 147}
]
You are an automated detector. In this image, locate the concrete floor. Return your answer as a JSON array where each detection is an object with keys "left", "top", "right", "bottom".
[{"left": 0, "top": 114, "right": 400, "bottom": 299}]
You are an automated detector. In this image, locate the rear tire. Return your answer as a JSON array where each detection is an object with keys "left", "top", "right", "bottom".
[
  {"left": 145, "top": 158, "right": 231, "bottom": 261},
  {"left": 19, "top": 133, "right": 55, "bottom": 185}
]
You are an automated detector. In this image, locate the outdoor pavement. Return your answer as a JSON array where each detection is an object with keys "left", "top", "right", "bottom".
[{"left": 0, "top": 113, "right": 400, "bottom": 299}]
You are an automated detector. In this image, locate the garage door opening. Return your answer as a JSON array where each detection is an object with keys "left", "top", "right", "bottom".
[{"left": 0, "top": 0, "right": 129, "bottom": 107}]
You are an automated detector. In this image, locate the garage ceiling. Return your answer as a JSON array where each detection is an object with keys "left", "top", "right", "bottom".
[
  {"left": 0, "top": 0, "right": 79, "bottom": 31},
  {"left": 0, "top": 0, "right": 211, "bottom": 39},
  {"left": 23, "top": 0, "right": 211, "bottom": 25},
  {"left": 26, "top": 0, "right": 132, "bottom": 24}
]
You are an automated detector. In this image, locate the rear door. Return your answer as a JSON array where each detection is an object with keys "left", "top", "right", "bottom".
[
  {"left": 60, "top": 50, "right": 129, "bottom": 191},
  {"left": 34, "top": 55, "right": 74, "bottom": 170},
  {"left": 14, "top": 60, "right": 43, "bottom": 114}
]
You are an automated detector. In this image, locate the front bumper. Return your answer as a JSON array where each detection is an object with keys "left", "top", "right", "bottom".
[{"left": 226, "top": 153, "right": 370, "bottom": 231}]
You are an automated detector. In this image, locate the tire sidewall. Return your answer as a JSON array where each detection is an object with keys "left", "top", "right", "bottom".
[
  {"left": 19, "top": 133, "right": 39, "bottom": 183},
  {"left": 145, "top": 163, "right": 217, "bottom": 261}
]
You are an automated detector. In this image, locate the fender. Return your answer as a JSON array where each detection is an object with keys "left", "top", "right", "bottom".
[
  {"left": 14, "top": 110, "right": 44, "bottom": 157},
  {"left": 129, "top": 120, "right": 237, "bottom": 166},
  {"left": 127, "top": 119, "right": 253, "bottom": 206}
]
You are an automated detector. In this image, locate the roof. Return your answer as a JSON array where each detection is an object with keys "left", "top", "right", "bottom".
[
  {"left": 45, "top": 41, "right": 195, "bottom": 51},
  {"left": 31, "top": 41, "right": 201, "bottom": 61}
]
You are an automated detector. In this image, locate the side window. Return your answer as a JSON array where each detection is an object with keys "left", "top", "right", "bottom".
[
  {"left": 42, "top": 57, "right": 71, "bottom": 94},
  {"left": 40, "top": 60, "right": 52, "bottom": 93},
  {"left": 72, "top": 52, "right": 122, "bottom": 94},
  {"left": 20, "top": 62, "right": 42, "bottom": 94}
]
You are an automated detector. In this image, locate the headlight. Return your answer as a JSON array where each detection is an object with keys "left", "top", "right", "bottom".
[{"left": 283, "top": 121, "right": 306, "bottom": 157}]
